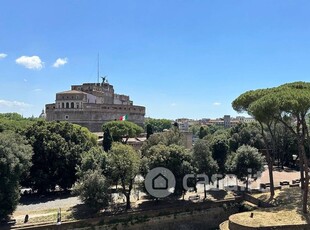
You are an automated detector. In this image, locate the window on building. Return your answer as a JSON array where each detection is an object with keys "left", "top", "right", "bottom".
[
  {"left": 65, "top": 115, "right": 69, "bottom": 120},
  {"left": 62, "top": 103, "right": 64, "bottom": 108},
  {"left": 66, "top": 102, "right": 69, "bottom": 108},
  {"left": 71, "top": 102, "right": 74, "bottom": 108},
  {"left": 76, "top": 103, "right": 79, "bottom": 109}
]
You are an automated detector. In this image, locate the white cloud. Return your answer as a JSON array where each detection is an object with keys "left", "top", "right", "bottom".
[
  {"left": 0, "top": 53, "right": 7, "bottom": 59},
  {"left": 53, "top": 57, "right": 68, "bottom": 68},
  {"left": 171, "top": 103, "right": 177, "bottom": 107},
  {"left": 33, "top": 89, "right": 42, "bottom": 92},
  {"left": 213, "top": 102, "right": 221, "bottom": 106},
  {"left": 0, "top": 99, "right": 32, "bottom": 109},
  {"left": 16, "top": 56, "right": 44, "bottom": 70}
]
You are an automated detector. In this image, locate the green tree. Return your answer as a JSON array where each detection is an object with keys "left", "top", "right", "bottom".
[
  {"left": 144, "top": 144, "right": 193, "bottom": 198},
  {"left": 192, "top": 140, "right": 218, "bottom": 199},
  {"left": 248, "top": 82, "right": 310, "bottom": 213},
  {"left": 0, "top": 112, "right": 38, "bottom": 133},
  {"left": 103, "top": 127, "right": 112, "bottom": 152},
  {"left": 144, "top": 118, "right": 172, "bottom": 133},
  {"left": 232, "top": 87, "right": 277, "bottom": 198},
  {"left": 107, "top": 143, "right": 141, "bottom": 210},
  {"left": 229, "top": 123, "right": 264, "bottom": 152},
  {"left": 209, "top": 134, "right": 229, "bottom": 174},
  {"left": 225, "top": 145, "right": 264, "bottom": 191},
  {"left": 76, "top": 147, "right": 108, "bottom": 178},
  {"left": 208, "top": 124, "right": 224, "bottom": 135},
  {"left": 73, "top": 170, "right": 110, "bottom": 211},
  {"left": 102, "top": 121, "right": 143, "bottom": 144},
  {"left": 198, "top": 126, "right": 208, "bottom": 139},
  {"left": 0, "top": 132, "right": 33, "bottom": 220},
  {"left": 141, "top": 128, "right": 185, "bottom": 157},
  {"left": 23, "top": 121, "right": 97, "bottom": 193},
  {"left": 233, "top": 81, "right": 310, "bottom": 213},
  {"left": 74, "top": 147, "right": 110, "bottom": 211},
  {"left": 146, "top": 124, "right": 153, "bottom": 139}
]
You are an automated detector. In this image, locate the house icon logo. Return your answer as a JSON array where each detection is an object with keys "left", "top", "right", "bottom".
[
  {"left": 145, "top": 167, "right": 176, "bottom": 198},
  {"left": 152, "top": 173, "right": 168, "bottom": 190}
]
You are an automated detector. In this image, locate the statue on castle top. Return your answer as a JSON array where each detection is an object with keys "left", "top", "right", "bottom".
[{"left": 101, "top": 76, "right": 108, "bottom": 84}]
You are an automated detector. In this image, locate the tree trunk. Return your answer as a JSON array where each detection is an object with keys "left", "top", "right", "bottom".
[
  {"left": 267, "top": 160, "right": 275, "bottom": 197},
  {"left": 301, "top": 143, "right": 308, "bottom": 213},
  {"left": 246, "top": 174, "right": 249, "bottom": 192},
  {"left": 125, "top": 193, "right": 131, "bottom": 210},
  {"left": 124, "top": 178, "right": 134, "bottom": 210},
  {"left": 299, "top": 155, "right": 305, "bottom": 190},
  {"left": 204, "top": 183, "right": 207, "bottom": 199},
  {"left": 259, "top": 122, "right": 275, "bottom": 198},
  {"left": 266, "top": 151, "right": 275, "bottom": 198},
  {"left": 301, "top": 118, "right": 309, "bottom": 213}
]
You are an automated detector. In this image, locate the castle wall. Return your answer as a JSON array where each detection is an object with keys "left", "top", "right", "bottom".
[
  {"left": 46, "top": 82, "right": 145, "bottom": 132},
  {"left": 46, "top": 103, "right": 145, "bottom": 132}
]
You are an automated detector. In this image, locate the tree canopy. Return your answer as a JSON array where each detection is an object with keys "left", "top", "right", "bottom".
[
  {"left": 226, "top": 145, "right": 264, "bottom": 191},
  {"left": 0, "top": 112, "right": 39, "bottom": 133},
  {"left": 0, "top": 132, "right": 33, "bottom": 219},
  {"left": 144, "top": 118, "right": 172, "bottom": 133},
  {"left": 23, "top": 120, "right": 97, "bottom": 193},
  {"left": 143, "top": 144, "right": 193, "bottom": 197},
  {"left": 232, "top": 81, "right": 310, "bottom": 212},
  {"left": 102, "top": 121, "right": 143, "bottom": 144},
  {"left": 107, "top": 143, "right": 141, "bottom": 209}
]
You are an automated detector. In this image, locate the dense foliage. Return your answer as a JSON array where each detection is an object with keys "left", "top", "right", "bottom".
[
  {"left": 23, "top": 120, "right": 97, "bottom": 193},
  {"left": 233, "top": 81, "right": 310, "bottom": 213},
  {"left": 107, "top": 143, "right": 141, "bottom": 209},
  {"left": 144, "top": 118, "right": 172, "bottom": 133},
  {"left": 0, "top": 112, "right": 39, "bottom": 133},
  {"left": 102, "top": 121, "right": 143, "bottom": 144},
  {"left": 144, "top": 144, "right": 193, "bottom": 197},
  {"left": 226, "top": 145, "right": 264, "bottom": 191},
  {"left": 103, "top": 127, "right": 112, "bottom": 152},
  {"left": 0, "top": 132, "right": 33, "bottom": 219}
]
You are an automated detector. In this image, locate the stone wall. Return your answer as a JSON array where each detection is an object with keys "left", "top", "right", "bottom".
[
  {"left": 14, "top": 199, "right": 241, "bottom": 230},
  {"left": 46, "top": 104, "right": 145, "bottom": 132}
]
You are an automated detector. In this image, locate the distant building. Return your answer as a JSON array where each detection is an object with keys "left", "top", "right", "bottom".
[
  {"left": 200, "top": 115, "right": 255, "bottom": 128},
  {"left": 45, "top": 81, "right": 145, "bottom": 132},
  {"left": 235, "top": 116, "right": 256, "bottom": 123},
  {"left": 39, "top": 109, "right": 46, "bottom": 119}
]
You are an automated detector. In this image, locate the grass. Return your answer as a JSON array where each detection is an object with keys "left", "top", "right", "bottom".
[
  {"left": 231, "top": 187, "right": 310, "bottom": 227},
  {"left": 13, "top": 207, "right": 75, "bottom": 225}
]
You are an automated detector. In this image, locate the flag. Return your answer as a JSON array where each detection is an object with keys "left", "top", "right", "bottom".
[{"left": 120, "top": 114, "right": 128, "bottom": 121}]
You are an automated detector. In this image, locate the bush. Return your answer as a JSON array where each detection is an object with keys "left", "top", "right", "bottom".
[
  {"left": 0, "top": 132, "right": 33, "bottom": 219},
  {"left": 73, "top": 170, "right": 111, "bottom": 211}
]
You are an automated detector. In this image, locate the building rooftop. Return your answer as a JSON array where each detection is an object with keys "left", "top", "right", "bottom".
[{"left": 56, "top": 90, "right": 89, "bottom": 95}]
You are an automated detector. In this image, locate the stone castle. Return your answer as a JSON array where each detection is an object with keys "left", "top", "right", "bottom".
[{"left": 45, "top": 80, "right": 145, "bottom": 132}]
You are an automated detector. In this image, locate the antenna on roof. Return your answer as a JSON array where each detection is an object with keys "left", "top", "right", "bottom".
[{"left": 97, "top": 53, "right": 100, "bottom": 83}]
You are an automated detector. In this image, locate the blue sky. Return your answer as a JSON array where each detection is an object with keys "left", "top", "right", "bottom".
[{"left": 1, "top": 0, "right": 310, "bottom": 119}]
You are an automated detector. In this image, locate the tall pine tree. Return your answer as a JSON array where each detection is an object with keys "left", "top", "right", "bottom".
[
  {"left": 103, "top": 128, "right": 112, "bottom": 152},
  {"left": 146, "top": 124, "right": 153, "bottom": 139}
]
